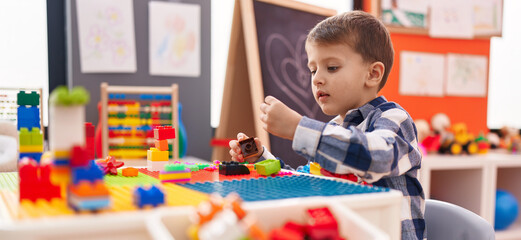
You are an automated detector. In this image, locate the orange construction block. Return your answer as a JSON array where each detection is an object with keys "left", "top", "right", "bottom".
[
  {"left": 69, "top": 181, "right": 110, "bottom": 197},
  {"left": 122, "top": 167, "right": 139, "bottom": 177},
  {"left": 155, "top": 139, "right": 169, "bottom": 151}
]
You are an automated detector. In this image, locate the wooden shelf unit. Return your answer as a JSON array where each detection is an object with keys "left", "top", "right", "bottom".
[{"left": 420, "top": 152, "right": 521, "bottom": 239}]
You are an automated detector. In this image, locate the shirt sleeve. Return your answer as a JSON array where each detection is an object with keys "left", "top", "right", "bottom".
[{"left": 292, "top": 109, "right": 421, "bottom": 183}]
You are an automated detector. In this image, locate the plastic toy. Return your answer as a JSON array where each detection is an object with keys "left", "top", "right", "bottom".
[
  {"left": 495, "top": 189, "right": 519, "bottom": 230},
  {"left": 122, "top": 167, "right": 139, "bottom": 177},
  {"left": 219, "top": 161, "right": 250, "bottom": 175},
  {"left": 97, "top": 156, "right": 124, "bottom": 175},
  {"left": 17, "top": 91, "right": 39, "bottom": 106},
  {"left": 238, "top": 137, "right": 259, "bottom": 159},
  {"left": 19, "top": 157, "right": 61, "bottom": 202},
  {"left": 160, "top": 164, "right": 191, "bottom": 183},
  {"left": 190, "top": 193, "right": 266, "bottom": 240},
  {"left": 134, "top": 185, "right": 165, "bottom": 208},
  {"left": 254, "top": 159, "right": 281, "bottom": 176},
  {"left": 183, "top": 175, "right": 388, "bottom": 202}
]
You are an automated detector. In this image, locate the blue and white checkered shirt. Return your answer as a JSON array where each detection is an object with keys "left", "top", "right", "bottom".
[{"left": 288, "top": 96, "right": 425, "bottom": 239}]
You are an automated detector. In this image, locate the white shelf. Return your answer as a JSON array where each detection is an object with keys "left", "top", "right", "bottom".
[{"left": 421, "top": 152, "right": 521, "bottom": 238}]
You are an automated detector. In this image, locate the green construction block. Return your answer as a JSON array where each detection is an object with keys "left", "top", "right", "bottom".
[
  {"left": 186, "top": 164, "right": 199, "bottom": 172},
  {"left": 164, "top": 163, "right": 187, "bottom": 172},
  {"left": 197, "top": 163, "right": 210, "bottom": 170},
  {"left": 19, "top": 128, "right": 32, "bottom": 146},
  {"left": 30, "top": 127, "right": 43, "bottom": 145},
  {"left": 17, "top": 91, "right": 39, "bottom": 106},
  {"left": 254, "top": 159, "right": 281, "bottom": 176},
  {"left": 104, "top": 169, "right": 160, "bottom": 186}
]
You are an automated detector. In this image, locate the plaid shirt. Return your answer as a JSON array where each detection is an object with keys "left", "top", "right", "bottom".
[{"left": 291, "top": 96, "right": 425, "bottom": 240}]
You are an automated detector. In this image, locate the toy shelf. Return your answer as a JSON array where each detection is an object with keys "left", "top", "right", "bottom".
[{"left": 420, "top": 152, "right": 521, "bottom": 239}]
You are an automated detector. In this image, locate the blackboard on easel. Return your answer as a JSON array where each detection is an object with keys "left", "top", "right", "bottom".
[{"left": 213, "top": 0, "right": 335, "bottom": 168}]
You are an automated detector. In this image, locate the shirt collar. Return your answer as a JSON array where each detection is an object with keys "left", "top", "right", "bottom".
[{"left": 344, "top": 95, "right": 387, "bottom": 120}]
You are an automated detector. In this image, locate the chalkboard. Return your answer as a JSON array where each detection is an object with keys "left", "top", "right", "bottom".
[
  {"left": 254, "top": 1, "right": 332, "bottom": 167},
  {"left": 213, "top": 0, "right": 335, "bottom": 168}
]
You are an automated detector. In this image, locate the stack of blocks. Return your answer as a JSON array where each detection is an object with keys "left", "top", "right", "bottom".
[
  {"left": 68, "top": 160, "right": 110, "bottom": 211},
  {"left": 159, "top": 163, "right": 191, "bottom": 183},
  {"left": 17, "top": 91, "right": 43, "bottom": 162},
  {"left": 147, "top": 126, "right": 175, "bottom": 171}
]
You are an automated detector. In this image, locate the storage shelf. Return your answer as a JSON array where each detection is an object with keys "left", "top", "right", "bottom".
[{"left": 421, "top": 152, "right": 521, "bottom": 238}]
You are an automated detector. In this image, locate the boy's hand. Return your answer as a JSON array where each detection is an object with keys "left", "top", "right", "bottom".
[
  {"left": 260, "top": 96, "right": 302, "bottom": 140},
  {"left": 228, "top": 133, "right": 263, "bottom": 163}
]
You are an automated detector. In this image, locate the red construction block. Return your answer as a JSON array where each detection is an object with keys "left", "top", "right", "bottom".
[
  {"left": 19, "top": 158, "right": 61, "bottom": 202},
  {"left": 306, "top": 207, "right": 341, "bottom": 240},
  {"left": 70, "top": 145, "right": 90, "bottom": 167},
  {"left": 85, "top": 122, "right": 95, "bottom": 160},
  {"left": 153, "top": 126, "right": 175, "bottom": 140}
]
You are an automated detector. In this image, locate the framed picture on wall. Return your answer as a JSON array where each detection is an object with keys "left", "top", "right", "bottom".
[{"left": 370, "top": 0, "right": 503, "bottom": 39}]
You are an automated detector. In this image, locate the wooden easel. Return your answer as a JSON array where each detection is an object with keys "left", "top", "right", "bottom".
[{"left": 212, "top": 0, "right": 335, "bottom": 162}]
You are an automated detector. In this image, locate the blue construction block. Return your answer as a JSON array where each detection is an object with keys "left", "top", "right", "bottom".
[
  {"left": 19, "top": 152, "right": 42, "bottom": 163},
  {"left": 17, "top": 106, "right": 40, "bottom": 130},
  {"left": 70, "top": 198, "right": 111, "bottom": 211},
  {"left": 134, "top": 185, "right": 165, "bottom": 208},
  {"left": 182, "top": 175, "right": 389, "bottom": 202},
  {"left": 71, "top": 160, "right": 104, "bottom": 184},
  {"left": 53, "top": 158, "right": 70, "bottom": 166}
]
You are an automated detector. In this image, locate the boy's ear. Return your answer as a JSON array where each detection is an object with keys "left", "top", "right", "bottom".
[{"left": 365, "top": 62, "right": 384, "bottom": 88}]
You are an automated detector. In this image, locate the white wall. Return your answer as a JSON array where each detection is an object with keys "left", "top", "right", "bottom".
[
  {"left": 0, "top": 0, "right": 49, "bottom": 126},
  {"left": 488, "top": 0, "right": 521, "bottom": 129},
  {"left": 210, "top": 0, "right": 352, "bottom": 128}
]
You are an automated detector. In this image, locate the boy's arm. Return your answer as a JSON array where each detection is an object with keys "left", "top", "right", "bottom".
[{"left": 292, "top": 108, "right": 421, "bottom": 183}]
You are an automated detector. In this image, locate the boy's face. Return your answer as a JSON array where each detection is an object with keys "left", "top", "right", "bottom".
[{"left": 306, "top": 42, "right": 372, "bottom": 117}]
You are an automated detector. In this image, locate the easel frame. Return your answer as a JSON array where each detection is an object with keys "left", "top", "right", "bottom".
[
  {"left": 100, "top": 82, "right": 179, "bottom": 161},
  {"left": 212, "top": 0, "right": 335, "bottom": 161}
]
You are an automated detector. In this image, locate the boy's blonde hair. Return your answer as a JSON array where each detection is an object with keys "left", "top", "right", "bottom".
[{"left": 307, "top": 11, "right": 394, "bottom": 91}]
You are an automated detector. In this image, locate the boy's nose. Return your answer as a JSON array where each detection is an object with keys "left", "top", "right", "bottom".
[{"left": 312, "top": 71, "right": 325, "bottom": 86}]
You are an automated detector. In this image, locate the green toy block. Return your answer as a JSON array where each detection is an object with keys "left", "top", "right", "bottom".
[
  {"left": 186, "top": 164, "right": 199, "bottom": 172},
  {"left": 17, "top": 91, "right": 40, "bottom": 106},
  {"left": 30, "top": 127, "right": 43, "bottom": 145},
  {"left": 197, "top": 163, "right": 210, "bottom": 170},
  {"left": 254, "top": 159, "right": 281, "bottom": 176},
  {"left": 19, "top": 128, "right": 31, "bottom": 146},
  {"left": 19, "top": 127, "right": 42, "bottom": 146},
  {"left": 164, "top": 163, "right": 187, "bottom": 172}
]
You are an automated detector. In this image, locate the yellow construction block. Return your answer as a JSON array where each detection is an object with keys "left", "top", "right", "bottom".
[
  {"left": 147, "top": 148, "right": 169, "bottom": 162},
  {"left": 159, "top": 172, "right": 191, "bottom": 180},
  {"left": 53, "top": 150, "right": 70, "bottom": 159},
  {"left": 19, "top": 145, "right": 44, "bottom": 153},
  {"left": 310, "top": 162, "right": 322, "bottom": 176}
]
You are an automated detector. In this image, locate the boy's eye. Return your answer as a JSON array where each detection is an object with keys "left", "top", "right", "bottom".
[
  {"left": 310, "top": 70, "right": 316, "bottom": 75},
  {"left": 328, "top": 66, "right": 338, "bottom": 72}
]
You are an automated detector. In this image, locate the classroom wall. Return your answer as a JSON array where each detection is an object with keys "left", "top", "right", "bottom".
[
  {"left": 381, "top": 34, "right": 490, "bottom": 134},
  {"left": 66, "top": 0, "right": 212, "bottom": 160},
  {"left": 365, "top": 0, "right": 491, "bottom": 134}
]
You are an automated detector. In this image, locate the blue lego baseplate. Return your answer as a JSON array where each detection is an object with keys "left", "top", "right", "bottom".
[{"left": 181, "top": 175, "right": 389, "bottom": 202}]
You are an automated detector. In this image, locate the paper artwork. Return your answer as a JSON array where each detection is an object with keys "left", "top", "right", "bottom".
[
  {"left": 446, "top": 53, "right": 488, "bottom": 97},
  {"left": 399, "top": 51, "right": 445, "bottom": 97},
  {"left": 149, "top": 1, "right": 201, "bottom": 77},
  {"left": 76, "top": 0, "right": 137, "bottom": 73}
]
